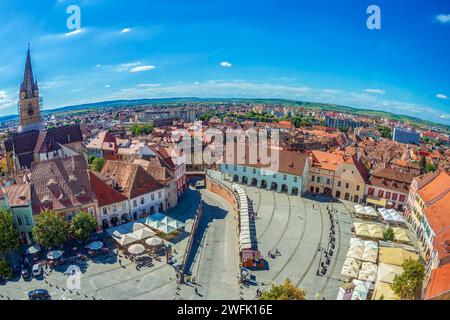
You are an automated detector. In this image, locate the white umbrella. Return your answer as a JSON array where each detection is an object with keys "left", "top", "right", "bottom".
[
  {"left": 128, "top": 244, "right": 146, "bottom": 255},
  {"left": 341, "top": 264, "right": 359, "bottom": 278},
  {"left": 47, "top": 250, "right": 63, "bottom": 260},
  {"left": 27, "top": 244, "right": 41, "bottom": 255},
  {"left": 145, "top": 237, "right": 163, "bottom": 247},
  {"left": 86, "top": 241, "right": 104, "bottom": 251}
]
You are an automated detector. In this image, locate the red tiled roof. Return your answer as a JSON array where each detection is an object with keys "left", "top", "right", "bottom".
[
  {"left": 4, "top": 184, "right": 31, "bottom": 207},
  {"left": 425, "top": 264, "right": 450, "bottom": 300},
  {"left": 89, "top": 171, "right": 127, "bottom": 207},
  {"left": 31, "top": 155, "right": 95, "bottom": 214},
  {"left": 222, "top": 143, "right": 308, "bottom": 176},
  {"left": 100, "top": 160, "right": 164, "bottom": 199}
]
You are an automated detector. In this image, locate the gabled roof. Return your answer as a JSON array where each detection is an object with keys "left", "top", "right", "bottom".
[
  {"left": 222, "top": 143, "right": 308, "bottom": 176},
  {"left": 100, "top": 160, "right": 164, "bottom": 199},
  {"left": 89, "top": 171, "right": 127, "bottom": 207},
  {"left": 4, "top": 184, "right": 31, "bottom": 207},
  {"left": 30, "top": 155, "right": 95, "bottom": 214},
  {"left": 34, "top": 131, "right": 61, "bottom": 154},
  {"left": 86, "top": 131, "right": 117, "bottom": 150}
]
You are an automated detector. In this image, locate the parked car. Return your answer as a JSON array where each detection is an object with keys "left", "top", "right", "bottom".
[
  {"left": 21, "top": 266, "right": 31, "bottom": 280},
  {"left": 32, "top": 264, "right": 43, "bottom": 277},
  {"left": 28, "top": 289, "right": 51, "bottom": 300}
]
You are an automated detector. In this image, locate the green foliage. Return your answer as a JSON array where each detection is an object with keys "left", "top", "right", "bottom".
[
  {"left": 0, "top": 258, "right": 13, "bottom": 280},
  {"left": 130, "top": 124, "right": 154, "bottom": 136},
  {"left": 391, "top": 258, "right": 425, "bottom": 300},
  {"left": 91, "top": 157, "right": 105, "bottom": 172},
  {"left": 69, "top": 211, "right": 97, "bottom": 242},
  {"left": 32, "top": 210, "right": 69, "bottom": 248},
  {"left": 424, "top": 163, "right": 437, "bottom": 173},
  {"left": 383, "top": 226, "right": 395, "bottom": 241},
  {"left": 376, "top": 126, "right": 393, "bottom": 139},
  {"left": 291, "top": 116, "right": 313, "bottom": 128},
  {"left": 259, "top": 278, "right": 306, "bottom": 300},
  {"left": 198, "top": 111, "right": 216, "bottom": 121},
  {"left": 0, "top": 209, "right": 21, "bottom": 254}
]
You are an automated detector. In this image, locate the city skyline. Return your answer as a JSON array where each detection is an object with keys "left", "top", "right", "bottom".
[{"left": 0, "top": 0, "right": 449, "bottom": 125}]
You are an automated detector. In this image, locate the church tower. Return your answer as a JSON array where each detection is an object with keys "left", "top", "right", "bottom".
[{"left": 18, "top": 45, "right": 42, "bottom": 132}]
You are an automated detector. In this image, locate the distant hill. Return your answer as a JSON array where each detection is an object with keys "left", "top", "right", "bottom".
[{"left": 2, "top": 97, "right": 449, "bottom": 132}]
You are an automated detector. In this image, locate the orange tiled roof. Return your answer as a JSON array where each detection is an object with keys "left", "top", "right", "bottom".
[
  {"left": 417, "top": 171, "right": 450, "bottom": 204},
  {"left": 311, "top": 150, "right": 343, "bottom": 171},
  {"left": 425, "top": 264, "right": 450, "bottom": 300},
  {"left": 424, "top": 191, "right": 450, "bottom": 233}
]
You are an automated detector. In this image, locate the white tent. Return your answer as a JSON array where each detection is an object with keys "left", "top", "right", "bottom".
[
  {"left": 358, "top": 262, "right": 378, "bottom": 282},
  {"left": 362, "top": 247, "right": 378, "bottom": 263},
  {"left": 157, "top": 224, "right": 177, "bottom": 235},
  {"left": 132, "top": 227, "right": 154, "bottom": 240},
  {"left": 351, "top": 280, "right": 371, "bottom": 300},
  {"left": 347, "top": 246, "right": 364, "bottom": 260}
]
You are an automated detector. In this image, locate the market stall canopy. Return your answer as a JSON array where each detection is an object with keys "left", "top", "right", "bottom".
[
  {"left": 157, "top": 223, "right": 177, "bottom": 235},
  {"left": 362, "top": 247, "right": 378, "bottom": 263},
  {"left": 392, "top": 228, "right": 411, "bottom": 243},
  {"left": 351, "top": 280, "right": 371, "bottom": 300},
  {"left": 347, "top": 246, "right": 364, "bottom": 260},
  {"left": 358, "top": 262, "right": 378, "bottom": 282},
  {"left": 132, "top": 227, "right": 154, "bottom": 240},
  {"left": 378, "top": 247, "right": 419, "bottom": 267},
  {"left": 354, "top": 205, "right": 378, "bottom": 218},
  {"left": 378, "top": 208, "right": 405, "bottom": 224}
]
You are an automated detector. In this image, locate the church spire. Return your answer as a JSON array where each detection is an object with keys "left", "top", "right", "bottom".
[{"left": 20, "top": 44, "right": 38, "bottom": 98}]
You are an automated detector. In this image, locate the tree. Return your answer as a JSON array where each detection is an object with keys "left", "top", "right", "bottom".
[
  {"left": 391, "top": 258, "right": 425, "bottom": 300},
  {"left": 69, "top": 211, "right": 98, "bottom": 242},
  {"left": 0, "top": 258, "right": 13, "bottom": 280},
  {"left": 0, "top": 209, "right": 20, "bottom": 254},
  {"left": 32, "top": 210, "right": 69, "bottom": 248},
  {"left": 424, "top": 163, "right": 437, "bottom": 173},
  {"left": 383, "top": 226, "right": 395, "bottom": 241},
  {"left": 91, "top": 157, "right": 105, "bottom": 172},
  {"left": 131, "top": 124, "right": 154, "bottom": 136},
  {"left": 0, "top": 158, "right": 7, "bottom": 176},
  {"left": 259, "top": 278, "right": 306, "bottom": 300}
]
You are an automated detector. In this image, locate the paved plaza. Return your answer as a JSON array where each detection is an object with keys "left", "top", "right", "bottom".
[
  {"left": 0, "top": 181, "right": 356, "bottom": 300},
  {"left": 239, "top": 185, "right": 354, "bottom": 300}
]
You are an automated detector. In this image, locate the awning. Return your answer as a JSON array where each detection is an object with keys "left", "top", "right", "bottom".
[{"left": 367, "top": 196, "right": 387, "bottom": 207}]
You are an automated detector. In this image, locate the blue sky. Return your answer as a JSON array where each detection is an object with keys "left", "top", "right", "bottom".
[{"left": 0, "top": 0, "right": 449, "bottom": 125}]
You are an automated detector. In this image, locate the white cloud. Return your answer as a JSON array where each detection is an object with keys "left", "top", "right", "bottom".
[
  {"left": 65, "top": 28, "right": 85, "bottom": 37},
  {"left": 364, "top": 88, "right": 385, "bottom": 95},
  {"left": 220, "top": 61, "right": 232, "bottom": 68},
  {"left": 137, "top": 84, "right": 161, "bottom": 87},
  {"left": 121, "top": 28, "right": 132, "bottom": 33},
  {"left": 436, "top": 93, "right": 449, "bottom": 100},
  {"left": 436, "top": 14, "right": 450, "bottom": 24},
  {"left": 104, "top": 85, "right": 111, "bottom": 88},
  {"left": 130, "top": 65, "right": 156, "bottom": 72}
]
